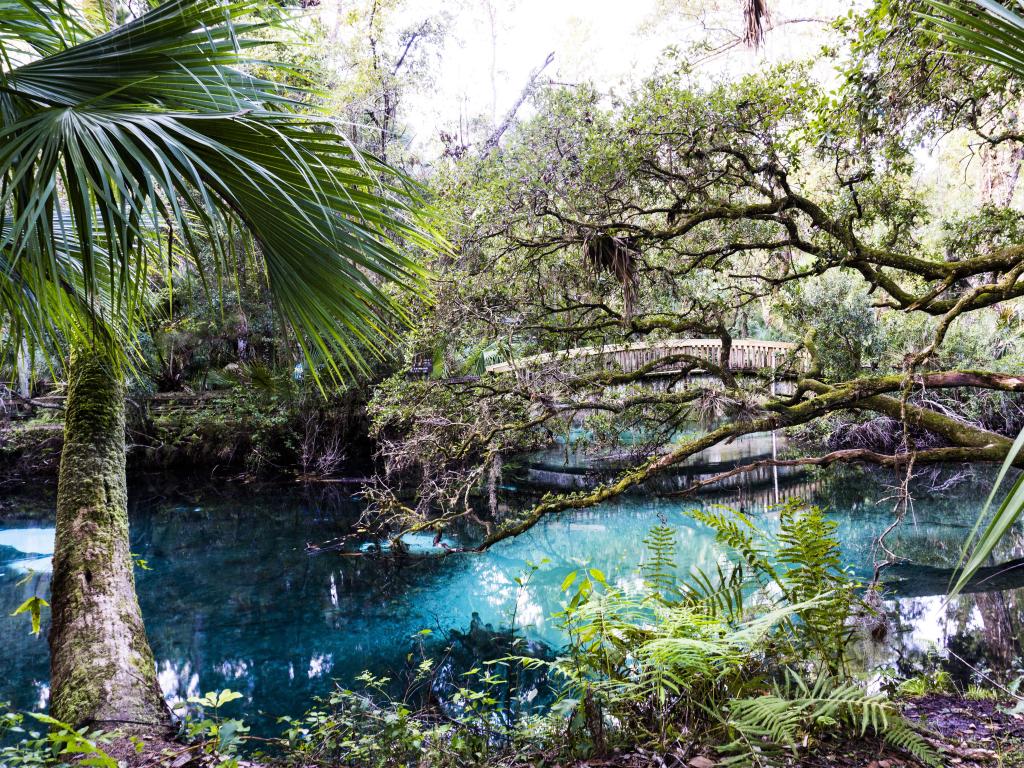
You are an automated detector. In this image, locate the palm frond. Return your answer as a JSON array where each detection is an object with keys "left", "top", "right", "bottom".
[
  {"left": 3, "top": 0, "right": 294, "bottom": 110},
  {"left": 949, "top": 427, "right": 1024, "bottom": 595},
  {"left": 0, "top": 0, "right": 436, "bottom": 379},
  {"left": 920, "top": 0, "right": 1024, "bottom": 78},
  {"left": 0, "top": 0, "right": 89, "bottom": 64}
]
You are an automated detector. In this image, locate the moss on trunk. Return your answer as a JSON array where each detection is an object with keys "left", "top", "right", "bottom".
[{"left": 48, "top": 344, "right": 170, "bottom": 732}]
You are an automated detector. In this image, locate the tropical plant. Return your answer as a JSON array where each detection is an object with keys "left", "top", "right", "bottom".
[
  {"left": 921, "top": 0, "right": 1024, "bottom": 79},
  {"left": 721, "top": 671, "right": 938, "bottom": 768},
  {"left": 0, "top": 0, "right": 433, "bottom": 734},
  {"left": 947, "top": 427, "right": 1024, "bottom": 595},
  {"left": 0, "top": 708, "right": 119, "bottom": 768}
]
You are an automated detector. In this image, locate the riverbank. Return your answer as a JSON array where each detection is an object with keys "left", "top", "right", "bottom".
[
  {"left": 2, "top": 462, "right": 1022, "bottom": 768},
  {"left": 0, "top": 383, "right": 374, "bottom": 482},
  {"left": 486, "top": 691, "right": 1024, "bottom": 766},
  {"left": 11, "top": 690, "right": 1017, "bottom": 768}
]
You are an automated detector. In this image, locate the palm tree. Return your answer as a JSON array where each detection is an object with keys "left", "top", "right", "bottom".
[{"left": 0, "top": 0, "right": 432, "bottom": 733}]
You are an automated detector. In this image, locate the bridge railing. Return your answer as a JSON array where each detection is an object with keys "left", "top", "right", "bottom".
[{"left": 485, "top": 338, "right": 808, "bottom": 377}]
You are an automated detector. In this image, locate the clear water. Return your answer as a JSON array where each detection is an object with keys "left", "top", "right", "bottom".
[{"left": 1, "top": 460, "right": 1023, "bottom": 734}]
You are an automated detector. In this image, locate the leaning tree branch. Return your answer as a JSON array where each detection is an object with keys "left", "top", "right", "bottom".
[{"left": 467, "top": 370, "right": 1020, "bottom": 550}]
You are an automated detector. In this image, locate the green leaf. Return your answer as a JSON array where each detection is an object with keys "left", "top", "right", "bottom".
[
  {"left": 216, "top": 690, "right": 244, "bottom": 708},
  {"left": 950, "top": 425, "right": 1024, "bottom": 596},
  {"left": 11, "top": 595, "right": 49, "bottom": 636},
  {"left": 217, "top": 718, "right": 248, "bottom": 750},
  {"left": 0, "top": 0, "right": 440, "bottom": 380},
  {"left": 560, "top": 570, "right": 578, "bottom": 591}
]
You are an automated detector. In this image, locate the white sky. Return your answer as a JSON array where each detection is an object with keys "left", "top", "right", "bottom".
[{"left": 322, "top": 0, "right": 856, "bottom": 158}]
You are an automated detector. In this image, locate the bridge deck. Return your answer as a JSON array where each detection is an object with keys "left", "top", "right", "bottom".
[{"left": 485, "top": 338, "right": 807, "bottom": 376}]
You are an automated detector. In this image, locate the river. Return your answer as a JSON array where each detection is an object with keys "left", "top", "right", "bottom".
[{"left": 1, "top": 443, "right": 1021, "bottom": 734}]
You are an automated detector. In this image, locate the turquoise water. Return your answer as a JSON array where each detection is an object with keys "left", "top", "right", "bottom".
[{"left": 1, "top": 463, "right": 1022, "bottom": 732}]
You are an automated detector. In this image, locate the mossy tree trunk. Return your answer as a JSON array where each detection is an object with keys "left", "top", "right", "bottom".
[{"left": 48, "top": 344, "right": 170, "bottom": 732}]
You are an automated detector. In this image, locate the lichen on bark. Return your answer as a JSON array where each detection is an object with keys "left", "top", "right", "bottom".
[{"left": 48, "top": 344, "right": 170, "bottom": 732}]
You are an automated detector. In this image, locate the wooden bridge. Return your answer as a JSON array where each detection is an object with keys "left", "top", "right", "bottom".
[{"left": 484, "top": 338, "right": 808, "bottom": 377}]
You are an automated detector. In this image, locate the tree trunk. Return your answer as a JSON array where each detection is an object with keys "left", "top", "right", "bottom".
[
  {"left": 16, "top": 339, "right": 30, "bottom": 398},
  {"left": 48, "top": 344, "right": 170, "bottom": 732}
]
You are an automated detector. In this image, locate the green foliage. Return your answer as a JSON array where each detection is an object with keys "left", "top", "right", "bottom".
[
  {"left": 690, "top": 500, "right": 859, "bottom": 675},
  {"left": 952, "top": 427, "right": 1024, "bottom": 596},
  {"left": 965, "top": 684, "right": 1003, "bottom": 701},
  {"left": 898, "top": 670, "right": 953, "bottom": 697},
  {"left": 508, "top": 502, "right": 935, "bottom": 766},
  {"left": 640, "top": 521, "right": 676, "bottom": 596},
  {"left": 0, "top": 709, "right": 117, "bottom": 768},
  {"left": 178, "top": 688, "right": 249, "bottom": 763},
  {"left": 921, "top": 0, "right": 1024, "bottom": 83},
  {"left": 778, "top": 278, "right": 880, "bottom": 381},
  {"left": 0, "top": 0, "right": 434, "bottom": 380},
  {"left": 722, "top": 672, "right": 938, "bottom": 767},
  {"left": 277, "top": 667, "right": 516, "bottom": 768}
]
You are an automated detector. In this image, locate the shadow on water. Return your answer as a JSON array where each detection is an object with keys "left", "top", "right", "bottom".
[
  {"left": 882, "top": 559, "right": 1024, "bottom": 598},
  {"left": 1, "top": 447, "right": 1024, "bottom": 733}
]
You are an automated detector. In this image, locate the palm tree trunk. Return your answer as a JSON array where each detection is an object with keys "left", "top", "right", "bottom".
[{"left": 48, "top": 343, "right": 169, "bottom": 732}]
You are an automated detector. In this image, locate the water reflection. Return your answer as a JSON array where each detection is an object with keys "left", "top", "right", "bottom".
[
  {"left": 0, "top": 527, "right": 54, "bottom": 573},
  {"left": 852, "top": 589, "right": 1024, "bottom": 690},
  {"left": 0, "top": 464, "right": 1022, "bottom": 733}
]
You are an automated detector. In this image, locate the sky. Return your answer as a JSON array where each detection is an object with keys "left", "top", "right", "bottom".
[{"left": 321, "top": 0, "right": 857, "bottom": 159}]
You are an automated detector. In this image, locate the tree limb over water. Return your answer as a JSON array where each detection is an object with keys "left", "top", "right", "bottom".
[{"left": 367, "top": 14, "right": 1024, "bottom": 550}]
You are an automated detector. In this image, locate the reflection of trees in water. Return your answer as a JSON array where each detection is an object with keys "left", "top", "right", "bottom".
[
  {"left": 811, "top": 465, "right": 1024, "bottom": 571},
  {"left": 813, "top": 464, "right": 994, "bottom": 509},
  {"left": 876, "top": 589, "right": 1024, "bottom": 688},
  {"left": 967, "top": 590, "right": 1019, "bottom": 672},
  {"left": 0, "top": 480, "right": 449, "bottom": 729},
  {"left": 128, "top": 501, "right": 470, "bottom": 732}
]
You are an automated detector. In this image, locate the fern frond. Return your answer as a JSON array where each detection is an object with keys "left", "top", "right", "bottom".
[
  {"left": 721, "top": 672, "right": 941, "bottom": 767},
  {"left": 885, "top": 721, "right": 942, "bottom": 767},
  {"left": 641, "top": 523, "right": 678, "bottom": 597},
  {"left": 691, "top": 505, "right": 776, "bottom": 575},
  {"left": 682, "top": 562, "right": 746, "bottom": 622}
]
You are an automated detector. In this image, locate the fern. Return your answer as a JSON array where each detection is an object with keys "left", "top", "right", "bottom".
[
  {"left": 774, "top": 502, "right": 858, "bottom": 673},
  {"left": 690, "top": 505, "right": 777, "bottom": 580},
  {"left": 681, "top": 561, "right": 746, "bottom": 622},
  {"left": 527, "top": 505, "right": 936, "bottom": 766},
  {"left": 721, "top": 671, "right": 941, "bottom": 767},
  {"left": 641, "top": 522, "right": 677, "bottom": 597},
  {"left": 885, "top": 721, "right": 942, "bottom": 767}
]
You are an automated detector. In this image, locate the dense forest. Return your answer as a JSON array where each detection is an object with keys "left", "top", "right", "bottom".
[{"left": 7, "top": 0, "right": 1024, "bottom": 766}]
